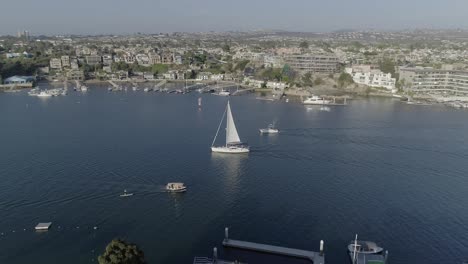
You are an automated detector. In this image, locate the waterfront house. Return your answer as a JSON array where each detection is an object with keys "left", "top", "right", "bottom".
[
  {"left": 66, "top": 70, "right": 85, "bottom": 81},
  {"left": 196, "top": 72, "right": 212, "bottom": 80},
  {"left": 4, "top": 75, "right": 35, "bottom": 84}
]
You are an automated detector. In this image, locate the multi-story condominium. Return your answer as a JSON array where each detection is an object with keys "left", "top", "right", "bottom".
[
  {"left": 85, "top": 55, "right": 102, "bottom": 65},
  {"left": 136, "top": 54, "right": 150, "bottom": 66},
  {"left": 149, "top": 53, "right": 162, "bottom": 64},
  {"left": 124, "top": 55, "right": 135, "bottom": 64},
  {"left": 264, "top": 55, "right": 284, "bottom": 68},
  {"left": 161, "top": 52, "right": 174, "bottom": 64},
  {"left": 50, "top": 58, "right": 62, "bottom": 70},
  {"left": 284, "top": 54, "right": 340, "bottom": 74},
  {"left": 61, "top": 56, "right": 70, "bottom": 68},
  {"left": 102, "top": 55, "right": 113, "bottom": 66},
  {"left": 399, "top": 66, "right": 468, "bottom": 95},
  {"left": 345, "top": 66, "right": 396, "bottom": 90}
]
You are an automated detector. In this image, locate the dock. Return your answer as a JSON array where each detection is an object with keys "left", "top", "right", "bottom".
[
  {"left": 222, "top": 228, "right": 324, "bottom": 264},
  {"left": 35, "top": 222, "right": 52, "bottom": 231}
]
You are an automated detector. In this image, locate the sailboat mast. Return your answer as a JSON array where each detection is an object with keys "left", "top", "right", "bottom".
[
  {"left": 211, "top": 103, "right": 227, "bottom": 147},
  {"left": 353, "top": 234, "right": 358, "bottom": 264}
]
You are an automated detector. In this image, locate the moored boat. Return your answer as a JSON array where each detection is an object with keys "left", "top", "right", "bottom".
[
  {"left": 348, "top": 235, "right": 388, "bottom": 264},
  {"left": 303, "top": 95, "right": 331, "bottom": 105}
]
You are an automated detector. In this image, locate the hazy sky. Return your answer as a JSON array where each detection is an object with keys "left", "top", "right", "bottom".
[{"left": 2, "top": 0, "right": 468, "bottom": 35}]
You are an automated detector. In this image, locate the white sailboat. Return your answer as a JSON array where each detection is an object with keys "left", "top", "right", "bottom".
[{"left": 211, "top": 101, "right": 249, "bottom": 153}]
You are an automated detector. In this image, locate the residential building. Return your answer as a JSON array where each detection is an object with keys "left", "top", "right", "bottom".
[
  {"left": 66, "top": 70, "right": 85, "bottom": 81},
  {"left": 50, "top": 58, "right": 62, "bottom": 70},
  {"left": 61, "top": 56, "right": 70, "bottom": 67},
  {"left": 162, "top": 71, "right": 177, "bottom": 80},
  {"left": 284, "top": 54, "right": 340, "bottom": 74},
  {"left": 3, "top": 75, "right": 35, "bottom": 84},
  {"left": 161, "top": 52, "right": 174, "bottom": 64},
  {"left": 111, "top": 70, "right": 129, "bottom": 80},
  {"left": 210, "top": 74, "right": 224, "bottom": 81},
  {"left": 85, "top": 55, "right": 102, "bottom": 65},
  {"left": 143, "top": 72, "right": 155, "bottom": 80},
  {"left": 399, "top": 66, "right": 468, "bottom": 96},
  {"left": 196, "top": 72, "right": 212, "bottom": 80},
  {"left": 5, "top": 53, "right": 21, "bottom": 58},
  {"left": 264, "top": 55, "right": 284, "bottom": 68},
  {"left": 345, "top": 66, "right": 396, "bottom": 90},
  {"left": 102, "top": 55, "right": 113, "bottom": 66},
  {"left": 124, "top": 55, "right": 135, "bottom": 64},
  {"left": 136, "top": 54, "right": 150, "bottom": 66},
  {"left": 149, "top": 53, "right": 162, "bottom": 64},
  {"left": 174, "top": 54, "right": 183, "bottom": 65}
]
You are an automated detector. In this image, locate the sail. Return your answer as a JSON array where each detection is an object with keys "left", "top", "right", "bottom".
[{"left": 226, "top": 101, "right": 241, "bottom": 144}]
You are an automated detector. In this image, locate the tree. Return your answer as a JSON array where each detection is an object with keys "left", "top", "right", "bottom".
[
  {"left": 299, "top": 41, "right": 309, "bottom": 50},
  {"left": 302, "top": 72, "right": 313, "bottom": 86},
  {"left": 338, "top": 72, "right": 354, "bottom": 88},
  {"left": 98, "top": 239, "right": 146, "bottom": 264},
  {"left": 313, "top": 77, "right": 324, "bottom": 86},
  {"left": 222, "top": 44, "right": 230, "bottom": 53},
  {"left": 379, "top": 58, "right": 396, "bottom": 77}
]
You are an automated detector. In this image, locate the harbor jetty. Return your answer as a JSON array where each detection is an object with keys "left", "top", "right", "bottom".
[{"left": 222, "top": 228, "right": 325, "bottom": 264}]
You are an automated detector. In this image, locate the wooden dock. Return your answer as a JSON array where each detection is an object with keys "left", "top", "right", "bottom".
[{"left": 221, "top": 227, "right": 325, "bottom": 264}]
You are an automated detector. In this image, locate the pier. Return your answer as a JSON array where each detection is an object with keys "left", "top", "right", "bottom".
[{"left": 222, "top": 228, "right": 325, "bottom": 264}]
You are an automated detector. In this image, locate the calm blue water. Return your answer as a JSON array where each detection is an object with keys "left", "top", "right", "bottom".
[{"left": 1, "top": 86, "right": 468, "bottom": 264}]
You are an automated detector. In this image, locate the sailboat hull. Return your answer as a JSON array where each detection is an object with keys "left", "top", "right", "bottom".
[{"left": 211, "top": 146, "right": 249, "bottom": 153}]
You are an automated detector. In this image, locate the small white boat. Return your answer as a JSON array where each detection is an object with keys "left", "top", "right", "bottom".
[
  {"left": 119, "top": 189, "right": 134, "bottom": 197},
  {"left": 303, "top": 95, "right": 331, "bottom": 105},
  {"left": 28, "top": 88, "right": 40, "bottom": 96},
  {"left": 211, "top": 101, "right": 249, "bottom": 153},
  {"left": 132, "top": 87, "right": 138, "bottom": 91},
  {"left": 144, "top": 88, "right": 150, "bottom": 92},
  {"left": 260, "top": 124, "right": 279, "bottom": 134},
  {"left": 166, "top": 183, "right": 187, "bottom": 193},
  {"left": 81, "top": 86, "right": 88, "bottom": 92},
  {"left": 37, "top": 91, "right": 52, "bottom": 97},
  {"left": 217, "top": 90, "right": 230, "bottom": 96}
]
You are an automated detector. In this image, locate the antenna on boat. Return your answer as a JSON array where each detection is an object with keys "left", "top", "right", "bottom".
[{"left": 353, "top": 234, "right": 358, "bottom": 264}]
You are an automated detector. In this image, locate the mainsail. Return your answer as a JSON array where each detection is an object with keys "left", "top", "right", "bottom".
[{"left": 225, "top": 101, "right": 241, "bottom": 144}]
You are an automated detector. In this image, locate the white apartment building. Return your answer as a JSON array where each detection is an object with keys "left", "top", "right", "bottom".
[
  {"left": 61, "top": 56, "right": 70, "bottom": 67},
  {"left": 50, "top": 58, "right": 62, "bottom": 70},
  {"left": 345, "top": 66, "right": 396, "bottom": 91}
]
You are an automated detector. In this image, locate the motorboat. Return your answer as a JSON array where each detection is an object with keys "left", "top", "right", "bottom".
[
  {"left": 144, "top": 88, "right": 150, "bottom": 92},
  {"left": 303, "top": 95, "right": 331, "bottom": 105},
  {"left": 37, "top": 91, "right": 52, "bottom": 97},
  {"left": 119, "top": 189, "right": 134, "bottom": 197},
  {"left": 348, "top": 235, "right": 388, "bottom": 264},
  {"left": 217, "top": 90, "right": 230, "bottom": 96},
  {"left": 211, "top": 101, "right": 249, "bottom": 153},
  {"left": 166, "top": 183, "right": 187, "bottom": 193},
  {"left": 28, "top": 88, "right": 40, "bottom": 96},
  {"left": 259, "top": 124, "right": 279, "bottom": 134},
  {"left": 348, "top": 240, "right": 384, "bottom": 255}
]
